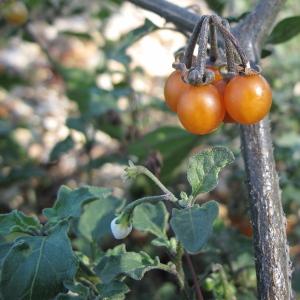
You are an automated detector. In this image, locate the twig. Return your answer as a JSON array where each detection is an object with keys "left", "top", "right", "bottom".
[{"left": 185, "top": 253, "right": 204, "bottom": 300}]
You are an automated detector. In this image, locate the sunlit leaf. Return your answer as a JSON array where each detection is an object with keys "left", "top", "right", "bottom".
[{"left": 187, "top": 147, "right": 234, "bottom": 196}]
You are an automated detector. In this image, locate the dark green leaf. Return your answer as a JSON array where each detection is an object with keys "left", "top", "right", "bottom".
[
  {"left": 267, "top": 16, "right": 300, "bottom": 44},
  {"left": 55, "top": 281, "right": 89, "bottom": 299},
  {"left": 50, "top": 135, "right": 75, "bottom": 161},
  {"left": 170, "top": 201, "right": 219, "bottom": 254},
  {"left": 0, "top": 210, "right": 41, "bottom": 238},
  {"left": 94, "top": 246, "right": 161, "bottom": 283},
  {"left": 132, "top": 202, "right": 169, "bottom": 238},
  {"left": 261, "top": 48, "right": 273, "bottom": 58},
  {"left": 226, "top": 12, "right": 249, "bottom": 23},
  {"left": 0, "top": 222, "right": 77, "bottom": 300},
  {"left": 0, "top": 242, "right": 13, "bottom": 268},
  {"left": 0, "top": 72, "right": 25, "bottom": 89},
  {"left": 61, "top": 68, "right": 96, "bottom": 112},
  {"left": 66, "top": 117, "right": 87, "bottom": 134},
  {"left": 86, "top": 154, "right": 127, "bottom": 170},
  {"left": 187, "top": 147, "right": 234, "bottom": 196},
  {"left": 204, "top": 0, "right": 226, "bottom": 14},
  {"left": 78, "top": 195, "right": 124, "bottom": 242},
  {"left": 97, "top": 281, "right": 130, "bottom": 299},
  {"left": 128, "top": 126, "right": 198, "bottom": 180},
  {"left": 43, "top": 185, "right": 111, "bottom": 223},
  {"left": 0, "top": 164, "right": 44, "bottom": 187},
  {"left": 55, "top": 280, "right": 89, "bottom": 299}
]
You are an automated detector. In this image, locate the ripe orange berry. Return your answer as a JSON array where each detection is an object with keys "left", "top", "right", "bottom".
[
  {"left": 177, "top": 84, "right": 224, "bottom": 135},
  {"left": 213, "top": 80, "right": 236, "bottom": 123},
  {"left": 224, "top": 74, "right": 272, "bottom": 125},
  {"left": 164, "top": 70, "right": 190, "bottom": 112}
]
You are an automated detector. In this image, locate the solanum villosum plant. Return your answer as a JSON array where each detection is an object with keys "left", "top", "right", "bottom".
[{"left": 0, "top": 146, "right": 234, "bottom": 300}]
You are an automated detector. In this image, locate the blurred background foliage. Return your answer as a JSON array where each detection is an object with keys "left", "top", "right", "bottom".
[{"left": 0, "top": 0, "right": 299, "bottom": 299}]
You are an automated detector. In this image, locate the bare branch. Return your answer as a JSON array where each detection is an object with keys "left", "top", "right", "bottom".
[
  {"left": 126, "top": 0, "right": 292, "bottom": 299},
  {"left": 235, "top": 0, "right": 287, "bottom": 55},
  {"left": 127, "top": 0, "right": 199, "bottom": 32}
]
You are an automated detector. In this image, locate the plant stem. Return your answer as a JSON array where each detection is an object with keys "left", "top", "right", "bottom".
[
  {"left": 122, "top": 194, "right": 175, "bottom": 217},
  {"left": 173, "top": 242, "right": 191, "bottom": 299},
  {"left": 135, "top": 165, "right": 177, "bottom": 202},
  {"left": 185, "top": 253, "right": 204, "bottom": 300}
]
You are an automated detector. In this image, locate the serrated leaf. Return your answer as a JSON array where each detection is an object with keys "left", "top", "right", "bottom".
[
  {"left": 187, "top": 147, "right": 234, "bottom": 196},
  {"left": 267, "top": 16, "right": 300, "bottom": 44},
  {"left": 170, "top": 201, "right": 219, "bottom": 254},
  {"left": 50, "top": 135, "right": 75, "bottom": 161},
  {"left": 0, "top": 222, "right": 77, "bottom": 300},
  {"left": 78, "top": 195, "right": 124, "bottom": 242},
  {"left": 94, "top": 246, "right": 161, "bottom": 283},
  {"left": 132, "top": 202, "right": 169, "bottom": 238},
  {"left": 0, "top": 210, "right": 41, "bottom": 238},
  {"left": 43, "top": 185, "right": 111, "bottom": 223}
]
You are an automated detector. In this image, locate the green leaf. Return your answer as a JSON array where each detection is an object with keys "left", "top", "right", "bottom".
[
  {"left": 55, "top": 281, "right": 89, "bottom": 299},
  {"left": 66, "top": 117, "right": 87, "bottom": 134},
  {"left": 0, "top": 242, "right": 13, "bottom": 268},
  {"left": 204, "top": 0, "right": 226, "bottom": 14},
  {"left": 170, "top": 201, "right": 219, "bottom": 254},
  {"left": 128, "top": 126, "right": 198, "bottom": 181},
  {"left": 43, "top": 185, "right": 111, "bottom": 223},
  {"left": 226, "top": 12, "right": 249, "bottom": 23},
  {"left": 110, "top": 19, "right": 158, "bottom": 63},
  {"left": 97, "top": 281, "right": 130, "bottom": 299},
  {"left": 187, "top": 147, "right": 234, "bottom": 196},
  {"left": 62, "top": 68, "right": 96, "bottom": 112},
  {"left": 132, "top": 202, "right": 169, "bottom": 238},
  {"left": 78, "top": 195, "right": 124, "bottom": 243},
  {"left": 261, "top": 48, "right": 273, "bottom": 58},
  {"left": 151, "top": 237, "right": 170, "bottom": 248},
  {"left": 61, "top": 31, "right": 92, "bottom": 40},
  {"left": 0, "top": 222, "right": 77, "bottom": 300},
  {"left": 267, "top": 16, "right": 300, "bottom": 44},
  {"left": 55, "top": 295, "right": 84, "bottom": 300},
  {"left": 94, "top": 246, "right": 161, "bottom": 283},
  {"left": 0, "top": 210, "right": 41, "bottom": 238},
  {"left": 50, "top": 135, "right": 75, "bottom": 161}
]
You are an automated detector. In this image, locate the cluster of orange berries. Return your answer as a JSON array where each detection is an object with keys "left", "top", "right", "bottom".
[{"left": 164, "top": 67, "right": 272, "bottom": 135}]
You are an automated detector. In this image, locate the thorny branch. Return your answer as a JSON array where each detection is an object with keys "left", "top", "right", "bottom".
[{"left": 126, "top": 0, "right": 292, "bottom": 299}]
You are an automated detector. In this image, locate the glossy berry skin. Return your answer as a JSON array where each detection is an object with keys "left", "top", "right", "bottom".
[
  {"left": 177, "top": 84, "right": 224, "bottom": 135},
  {"left": 214, "top": 80, "right": 236, "bottom": 123},
  {"left": 164, "top": 70, "right": 190, "bottom": 112},
  {"left": 224, "top": 74, "right": 272, "bottom": 125}
]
